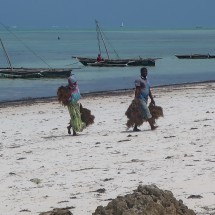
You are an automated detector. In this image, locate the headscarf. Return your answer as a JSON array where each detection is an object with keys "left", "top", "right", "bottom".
[{"left": 68, "top": 73, "right": 77, "bottom": 87}]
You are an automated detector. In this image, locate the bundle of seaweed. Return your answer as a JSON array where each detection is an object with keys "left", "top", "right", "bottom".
[
  {"left": 57, "top": 85, "right": 95, "bottom": 126},
  {"left": 80, "top": 104, "right": 95, "bottom": 126},
  {"left": 125, "top": 99, "right": 145, "bottom": 128},
  {"left": 125, "top": 99, "right": 164, "bottom": 129},
  {"left": 57, "top": 85, "right": 70, "bottom": 106},
  {"left": 148, "top": 102, "right": 164, "bottom": 124}
]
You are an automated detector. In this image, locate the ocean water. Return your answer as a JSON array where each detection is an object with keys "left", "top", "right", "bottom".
[{"left": 0, "top": 27, "right": 215, "bottom": 102}]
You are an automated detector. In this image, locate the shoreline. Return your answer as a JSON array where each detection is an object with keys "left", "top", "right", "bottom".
[{"left": 0, "top": 80, "right": 215, "bottom": 107}]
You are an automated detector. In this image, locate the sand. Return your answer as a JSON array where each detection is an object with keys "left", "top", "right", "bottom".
[{"left": 0, "top": 82, "right": 214, "bottom": 215}]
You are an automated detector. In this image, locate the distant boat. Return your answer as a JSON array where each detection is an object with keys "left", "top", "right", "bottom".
[
  {"left": 120, "top": 22, "right": 124, "bottom": 27},
  {"left": 0, "top": 68, "right": 72, "bottom": 79},
  {"left": 175, "top": 54, "right": 215, "bottom": 59},
  {"left": 73, "top": 57, "right": 156, "bottom": 67},
  {"left": 0, "top": 37, "right": 72, "bottom": 79},
  {"left": 73, "top": 20, "right": 159, "bottom": 67}
]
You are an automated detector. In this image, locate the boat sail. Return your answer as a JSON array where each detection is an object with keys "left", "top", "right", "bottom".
[{"left": 73, "top": 20, "right": 158, "bottom": 67}]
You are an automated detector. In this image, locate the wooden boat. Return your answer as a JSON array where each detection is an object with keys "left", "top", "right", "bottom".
[
  {"left": 0, "top": 37, "right": 72, "bottom": 79},
  {"left": 72, "top": 56, "right": 155, "bottom": 67},
  {"left": 175, "top": 54, "right": 215, "bottom": 59},
  {"left": 0, "top": 68, "right": 72, "bottom": 79},
  {"left": 86, "top": 61, "right": 128, "bottom": 67},
  {"left": 73, "top": 20, "right": 158, "bottom": 67}
]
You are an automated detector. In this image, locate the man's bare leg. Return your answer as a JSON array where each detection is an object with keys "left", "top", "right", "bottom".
[{"left": 148, "top": 118, "right": 158, "bottom": 130}]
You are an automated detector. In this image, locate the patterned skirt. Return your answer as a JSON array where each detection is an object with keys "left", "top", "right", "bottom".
[{"left": 67, "top": 102, "right": 86, "bottom": 132}]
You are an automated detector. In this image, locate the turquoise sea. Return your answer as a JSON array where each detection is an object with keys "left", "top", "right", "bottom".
[{"left": 0, "top": 27, "right": 215, "bottom": 102}]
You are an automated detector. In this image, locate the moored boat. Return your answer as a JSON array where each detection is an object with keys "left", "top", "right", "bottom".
[
  {"left": 73, "top": 20, "right": 159, "bottom": 67},
  {"left": 0, "top": 36, "right": 72, "bottom": 79},
  {"left": 0, "top": 68, "right": 72, "bottom": 79},
  {"left": 175, "top": 54, "right": 215, "bottom": 59},
  {"left": 72, "top": 56, "right": 156, "bottom": 67},
  {"left": 86, "top": 61, "right": 128, "bottom": 67}
]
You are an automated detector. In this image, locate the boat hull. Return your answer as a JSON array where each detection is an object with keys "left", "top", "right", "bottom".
[
  {"left": 73, "top": 56, "right": 156, "bottom": 67},
  {"left": 87, "top": 62, "right": 128, "bottom": 67},
  {"left": 175, "top": 54, "right": 215, "bottom": 59},
  {"left": 0, "top": 68, "right": 72, "bottom": 79}
]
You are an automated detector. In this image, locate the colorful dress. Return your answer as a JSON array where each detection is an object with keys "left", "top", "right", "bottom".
[{"left": 67, "top": 83, "right": 85, "bottom": 132}]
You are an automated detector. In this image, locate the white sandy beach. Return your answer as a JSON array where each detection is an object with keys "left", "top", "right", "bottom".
[{"left": 0, "top": 82, "right": 214, "bottom": 215}]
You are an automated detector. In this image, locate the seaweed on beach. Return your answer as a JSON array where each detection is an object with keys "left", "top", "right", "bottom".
[{"left": 125, "top": 99, "right": 164, "bottom": 129}]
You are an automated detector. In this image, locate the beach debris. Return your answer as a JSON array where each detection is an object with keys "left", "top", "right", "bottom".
[
  {"left": 125, "top": 99, "right": 163, "bottom": 129},
  {"left": 117, "top": 139, "right": 131, "bottom": 142},
  {"left": 71, "top": 167, "right": 106, "bottom": 172},
  {"left": 30, "top": 178, "right": 42, "bottom": 184},
  {"left": 110, "top": 150, "right": 121, "bottom": 154},
  {"left": 19, "top": 209, "right": 31, "bottom": 212},
  {"left": 165, "top": 156, "right": 174, "bottom": 159},
  {"left": 184, "top": 154, "right": 194, "bottom": 157},
  {"left": 57, "top": 200, "right": 69, "bottom": 204},
  {"left": 205, "top": 159, "right": 215, "bottom": 163},
  {"left": 9, "top": 172, "right": 16, "bottom": 175},
  {"left": 16, "top": 157, "right": 26, "bottom": 160},
  {"left": 188, "top": 195, "right": 203, "bottom": 199},
  {"left": 39, "top": 207, "right": 73, "bottom": 215},
  {"left": 104, "top": 198, "right": 113, "bottom": 201},
  {"left": 93, "top": 188, "right": 106, "bottom": 193},
  {"left": 93, "top": 184, "right": 196, "bottom": 215},
  {"left": 164, "top": 135, "right": 176, "bottom": 138},
  {"left": 7, "top": 144, "right": 21, "bottom": 148},
  {"left": 127, "top": 159, "right": 145, "bottom": 163},
  {"left": 23, "top": 150, "right": 33, "bottom": 154},
  {"left": 103, "top": 178, "right": 114, "bottom": 182}
]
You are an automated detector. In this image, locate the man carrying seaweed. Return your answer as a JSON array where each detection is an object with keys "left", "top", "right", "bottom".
[{"left": 133, "top": 67, "right": 158, "bottom": 132}]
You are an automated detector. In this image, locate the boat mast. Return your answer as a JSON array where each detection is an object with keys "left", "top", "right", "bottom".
[
  {"left": 96, "top": 22, "right": 102, "bottom": 56},
  {"left": 95, "top": 20, "right": 110, "bottom": 59},
  {"left": 0, "top": 22, "right": 52, "bottom": 69},
  {"left": 0, "top": 37, "right": 13, "bottom": 70}
]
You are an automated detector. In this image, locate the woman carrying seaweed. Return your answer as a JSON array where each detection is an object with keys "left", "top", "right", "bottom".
[{"left": 57, "top": 73, "right": 94, "bottom": 136}]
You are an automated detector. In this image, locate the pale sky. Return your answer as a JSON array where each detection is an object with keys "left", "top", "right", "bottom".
[{"left": 0, "top": 0, "right": 215, "bottom": 29}]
